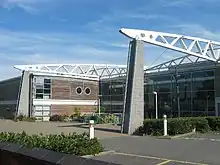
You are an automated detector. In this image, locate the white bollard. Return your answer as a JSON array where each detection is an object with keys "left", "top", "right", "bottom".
[
  {"left": 89, "top": 120, "right": 95, "bottom": 139},
  {"left": 163, "top": 115, "right": 167, "bottom": 136}
]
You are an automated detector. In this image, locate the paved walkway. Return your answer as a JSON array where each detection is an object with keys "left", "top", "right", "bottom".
[
  {"left": 95, "top": 136, "right": 220, "bottom": 165},
  {"left": 0, "top": 120, "right": 125, "bottom": 139}
]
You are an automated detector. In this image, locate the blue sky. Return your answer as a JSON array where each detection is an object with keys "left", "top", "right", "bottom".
[{"left": 0, "top": 0, "right": 220, "bottom": 80}]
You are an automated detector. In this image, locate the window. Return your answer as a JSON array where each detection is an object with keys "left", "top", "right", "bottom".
[
  {"left": 44, "top": 79, "right": 51, "bottom": 84},
  {"left": 44, "top": 84, "right": 51, "bottom": 89},
  {"left": 34, "top": 77, "right": 51, "bottom": 99},
  {"left": 36, "top": 88, "right": 43, "bottom": 93},
  {"left": 192, "top": 79, "right": 214, "bottom": 91},
  {"left": 36, "top": 94, "right": 43, "bottom": 99},
  {"left": 85, "top": 87, "right": 91, "bottom": 95},
  {"left": 76, "top": 86, "right": 82, "bottom": 95},
  {"left": 44, "top": 89, "right": 51, "bottom": 94},
  {"left": 192, "top": 70, "right": 214, "bottom": 78}
]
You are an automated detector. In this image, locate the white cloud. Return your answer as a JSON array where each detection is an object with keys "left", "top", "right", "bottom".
[
  {"left": 0, "top": 0, "right": 56, "bottom": 13},
  {"left": 85, "top": 7, "right": 168, "bottom": 34},
  {"left": 0, "top": 28, "right": 177, "bottom": 81},
  {"left": 167, "top": 23, "right": 220, "bottom": 41},
  {"left": 1, "top": 24, "right": 215, "bottom": 81},
  {"left": 0, "top": 29, "right": 129, "bottom": 80}
]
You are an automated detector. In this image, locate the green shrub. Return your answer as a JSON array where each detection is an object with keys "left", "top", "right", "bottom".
[
  {"left": 71, "top": 108, "right": 81, "bottom": 119},
  {"left": 205, "top": 117, "right": 220, "bottom": 131},
  {"left": 14, "top": 114, "right": 36, "bottom": 122},
  {"left": 95, "top": 106, "right": 106, "bottom": 114},
  {"left": 190, "top": 117, "right": 210, "bottom": 133},
  {"left": 49, "top": 114, "right": 70, "bottom": 122},
  {"left": 168, "top": 118, "right": 193, "bottom": 135},
  {"left": 143, "top": 118, "right": 164, "bottom": 136},
  {"left": 0, "top": 131, "right": 104, "bottom": 156},
  {"left": 49, "top": 114, "right": 62, "bottom": 121},
  {"left": 142, "top": 117, "right": 210, "bottom": 136},
  {"left": 90, "top": 114, "right": 120, "bottom": 125}
]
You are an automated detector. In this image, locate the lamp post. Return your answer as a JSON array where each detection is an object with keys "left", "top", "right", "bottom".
[
  {"left": 206, "top": 95, "right": 210, "bottom": 116},
  {"left": 172, "top": 68, "right": 181, "bottom": 117},
  {"left": 97, "top": 95, "right": 102, "bottom": 116},
  {"left": 153, "top": 91, "right": 158, "bottom": 119}
]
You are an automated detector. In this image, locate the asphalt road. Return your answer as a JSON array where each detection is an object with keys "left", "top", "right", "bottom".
[
  {"left": 96, "top": 136, "right": 220, "bottom": 165},
  {"left": 92, "top": 152, "right": 200, "bottom": 165}
]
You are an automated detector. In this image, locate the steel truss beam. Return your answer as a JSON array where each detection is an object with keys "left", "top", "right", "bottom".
[
  {"left": 14, "top": 28, "right": 220, "bottom": 80},
  {"left": 145, "top": 55, "right": 216, "bottom": 73},
  {"left": 14, "top": 64, "right": 127, "bottom": 80},
  {"left": 120, "top": 28, "right": 220, "bottom": 62}
]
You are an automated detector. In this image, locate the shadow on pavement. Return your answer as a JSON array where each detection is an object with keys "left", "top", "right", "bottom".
[{"left": 57, "top": 123, "right": 122, "bottom": 133}]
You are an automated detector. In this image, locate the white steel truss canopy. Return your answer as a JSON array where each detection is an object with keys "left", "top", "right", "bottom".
[
  {"left": 145, "top": 55, "right": 215, "bottom": 73},
  {"left": 13, "top": 28, "right": 220, "bottom": 80},
  {"left": 120, "top": 28, "right": 220, "bottom": 62},
  {"left": 14, "top": 64, "right": 127, "bottom": 80}
]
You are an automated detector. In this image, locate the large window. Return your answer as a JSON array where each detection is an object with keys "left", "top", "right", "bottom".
[
  {"left": 99, "top": 79, "right": 125, "bottom": 113},
  {"left": 33, "top": 77, "right": 51, "bottom": 99},
  {"left": 99, "top": 68, "right": 216, "bottom": 117},
  {"left": 144, "top": 69, "right": 215, "bottom": 118}
]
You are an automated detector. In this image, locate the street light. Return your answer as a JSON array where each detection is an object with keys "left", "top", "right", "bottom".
[
  {"left": 97, "top": 95, "right": 102, "bottom": 116},
  {"left": 172, "top": 68, "right": 181, "bottom": 117},
  {"left": 206, "top": 95, "right": 210, "bottom": 116},
  {"left": 153, "top": 91, "right": 158, "bottom": 119}
]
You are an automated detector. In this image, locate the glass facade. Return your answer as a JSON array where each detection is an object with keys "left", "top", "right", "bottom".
[
  {"left": 145, "top": 69, "right": 215, "bottom": 118},
  {"left": 100, "top": 68, "right": 216, "bottom": 118},
  {"left": 99, "top": 78, "right": 126, "bottom": 113}
]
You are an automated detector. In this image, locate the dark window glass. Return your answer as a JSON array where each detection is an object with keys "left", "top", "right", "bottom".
[
  {"left": 110, "top": 80, "right": 125, "bottom": 95},
  {"left": 156, "top": 83, "right": 171, "bottom": 93},
  {"left": 36, "top": 94, "right": 43, "bottom": 99},
  {"left": 111, "top": 87, "right": 124, "bottom": 95},
  {"left": 44, "top": 79, "right": 51, "bottom": 84},
  {"left": 192, "top": 70, "right": 214, "bottom": 78},
  {"left": 178, "top": 81, "right": 191, "bottom": 92},
  {"left": 44, "top": 89, "right": 51, "bottom": 94},
  {"left": 151, "top": 75, "right": 171, "bottom": 82},
  {"left": 102, "top": 95, "right": 111, "bottom": 102},
  {"left": 192, "top": 79, "right": 214, "bottom": 91},
  {"left": 44, "top": 84, "right": 51, "bottom": 89},
  {"left": 36, "top": 89, "right": 43, "bottom": 94},
  {"left": 111, "top": 105, "right": 123, "bottom": 113},
  {"left": 111, "top": 95, "right": 124, "bottom": 101},
  {"left": 179, "top": 91, "right": 191, "bottom": 112},
  {"left": 76, "top": 87, "right": 82, "bottom": 94},
  {"left": 100, "top": 81, "right": 111, "bottom": 95},
  {"left": 85, "top": 88, "right": 91, "bottom": 95}
]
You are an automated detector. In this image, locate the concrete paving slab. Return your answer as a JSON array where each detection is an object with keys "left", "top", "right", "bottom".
[{"left": 0, "top": 120, "right": 125, "bottom": 139}]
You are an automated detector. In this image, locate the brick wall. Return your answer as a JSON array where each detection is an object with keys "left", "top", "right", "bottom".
[
  {"left": 51, "top": 105, "right": 97, "bottom": 115},
  {"left": 52, "top": 78, "right": 99, "bottom": 100}
]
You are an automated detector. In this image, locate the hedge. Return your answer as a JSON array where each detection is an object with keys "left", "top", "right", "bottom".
[
  {"left": 0, "top": 131, "right": 104, "bottom": 156},
  {"left": 141, "top": 117, "right": 219, "bottom": 136},
  {"left": 49, "top": 113, "right": 121, "bottom": 125},
  {"left": 205, "top": 117, "right": 220, "bottom": 131}
]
